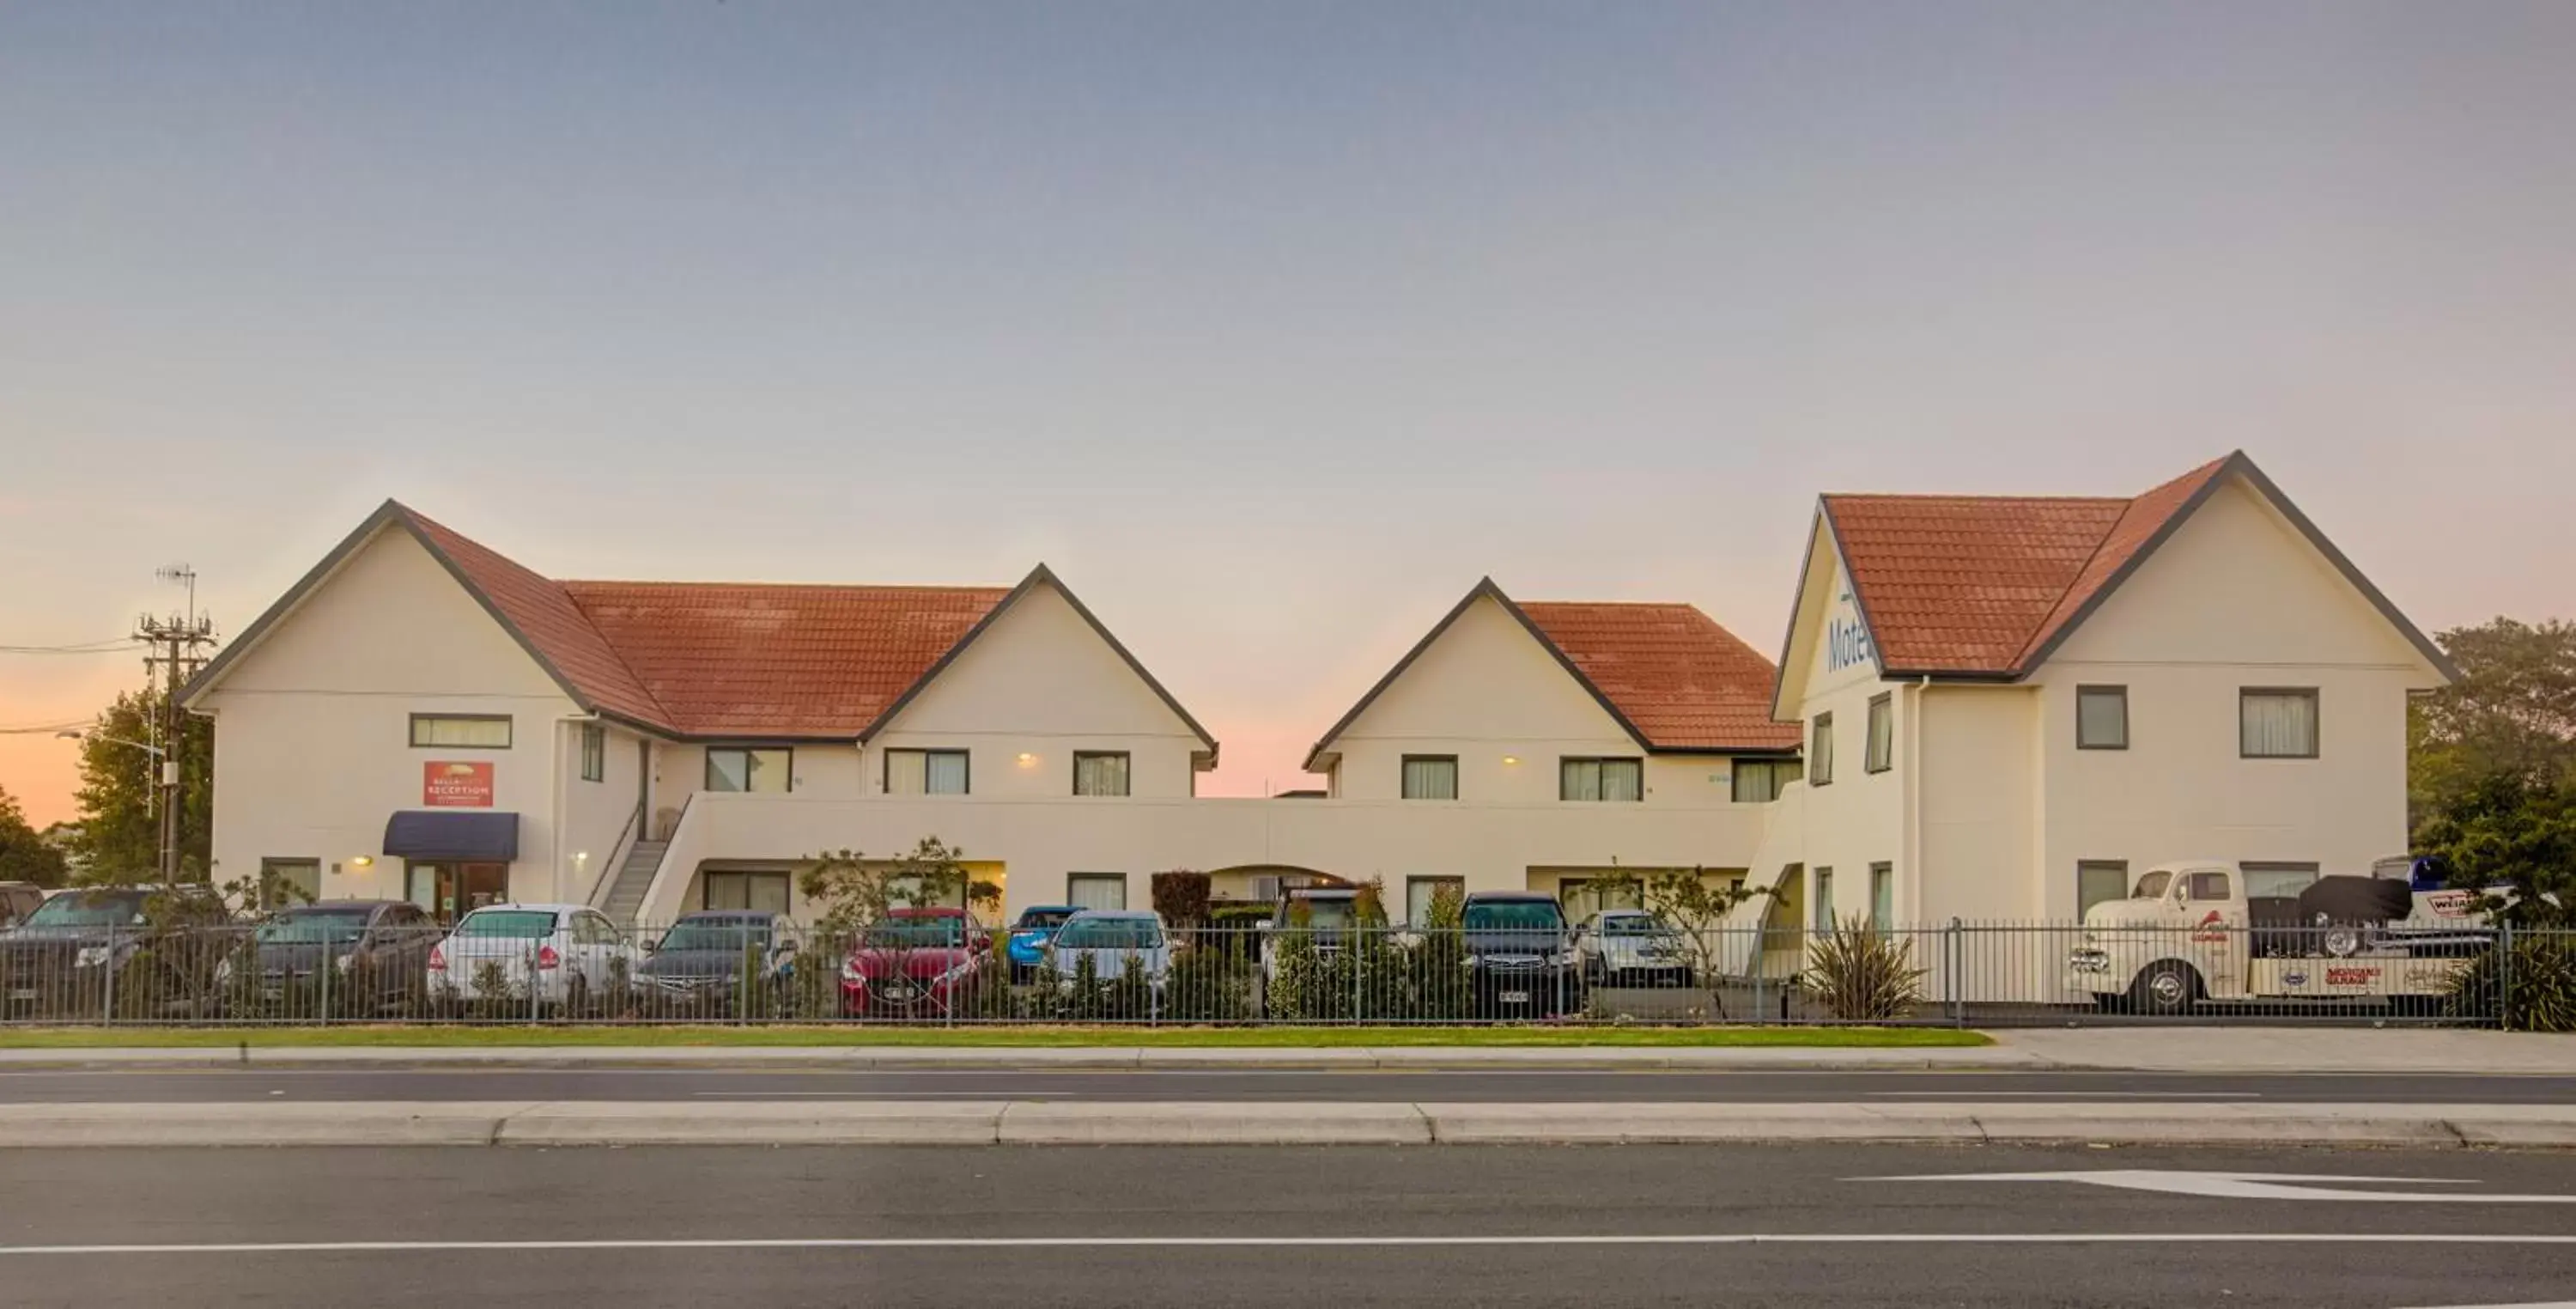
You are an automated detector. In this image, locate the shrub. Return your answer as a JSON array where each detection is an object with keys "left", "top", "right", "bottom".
[
  {"left": 1803, "top": 916, "right": 1925, "bottom": 1021},
  {"left": 1151, "top": 871, "right": 1212, "bottom": 930},
  {"left": 1163, "top": 946, "right": 1252, "bottom": 1021},
  {"left": 2445, "top": 934, "right": 2576, "bottom": 1032}
]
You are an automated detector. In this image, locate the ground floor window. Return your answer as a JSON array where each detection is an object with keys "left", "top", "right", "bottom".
[
  {"left": 1812, "top": 868, "right": 1834, "bottom": 931},
  {"left": 2077, "top": 861, "right": 2131, "bottom": 917},
  {"left": 258, "top": 858, "right": 321, "bottom": 909},
  {"left": 2241, "top": 862, "right": 2322, "bottom": 898},
  {"left": 1556, "top": 876, "right": 1643, "bottom": 916},
  {"left": 405, "top": 861, "right": 509, "bottom": 924},
  {"left": 1406, "top": 875, "right": 1464, "bottom": 926},
  {"left": 1868, "top": 862, "right": 1893, "bottom": 929},
  {"left": 702, "top": 869, "right": 791, "bottom": 915},
  {"left": 1066, "top": 873, "right": 1127, "bottom": 911}
]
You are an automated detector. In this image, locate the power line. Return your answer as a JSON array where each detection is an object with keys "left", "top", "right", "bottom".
[
  {"left": 0, "top": 720, "right": 96, "bottom": 736},
  {"left": 0, "top": 639, "right": 143, "bottom": 654}
]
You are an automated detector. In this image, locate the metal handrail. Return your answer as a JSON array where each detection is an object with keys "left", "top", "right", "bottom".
[{"left": 584, "top": 801, "right": 646, "bottom": 908}]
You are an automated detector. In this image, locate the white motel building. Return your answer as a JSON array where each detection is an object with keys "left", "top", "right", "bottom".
[{"left": 183, "top": 451, "right": 2455, "bottom": 954}]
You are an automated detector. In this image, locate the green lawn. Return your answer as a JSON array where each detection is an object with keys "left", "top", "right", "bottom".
[{"left": 0, "top": 1024, "right": 1988, "bottom": 1050}]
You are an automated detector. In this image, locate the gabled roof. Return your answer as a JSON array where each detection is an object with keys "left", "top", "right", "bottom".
[
  {"left": 1303, "top": 579, "right": 1795, "bottom": 770},
  {"left": 1805, "top": 451, "right": 2458, "bottom": 682},
  {"left": 185, "top": 502, "right": 1218, "bottom": 755}
]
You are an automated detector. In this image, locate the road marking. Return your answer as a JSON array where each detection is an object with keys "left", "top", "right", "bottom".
[
  {"left": 1861, "top": 1091, "right": 2257, "bottom": 1099},
  {"left": 689, "top": 1091, "right": 1069, "bottom": 1099},
  {"left": 1862, "top": 1171, "right": 2576, "bottom": 1203},
  {"left": 5, "top": 1233, "right": 2576, "bottom": 1257}
]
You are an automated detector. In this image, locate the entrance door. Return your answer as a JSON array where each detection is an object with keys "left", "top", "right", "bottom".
[{"left": 407, "top": 862, "right": 513, "bottom": 923}]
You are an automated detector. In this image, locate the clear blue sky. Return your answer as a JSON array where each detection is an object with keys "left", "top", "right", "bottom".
[{"left": 4, "top": 1, "right": 2572, "bottom": 819}]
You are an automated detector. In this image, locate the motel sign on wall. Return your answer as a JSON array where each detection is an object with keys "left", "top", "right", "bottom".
[{"left": 422, "top": 761, "right": 495, "bottom": 807}]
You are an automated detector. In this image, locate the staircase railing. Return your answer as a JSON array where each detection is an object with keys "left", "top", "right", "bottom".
[{"left": 584, "top": 800, "right": 645, "bottom": 909}]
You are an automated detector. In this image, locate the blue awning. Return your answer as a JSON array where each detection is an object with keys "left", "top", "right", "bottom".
[{"left": 382, "top": 811, "right": 519, "bottom": 862}]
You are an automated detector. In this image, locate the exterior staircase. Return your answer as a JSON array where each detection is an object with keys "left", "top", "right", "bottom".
[{"left": 601, "top": 839, "right": 670, "bottom": 927}]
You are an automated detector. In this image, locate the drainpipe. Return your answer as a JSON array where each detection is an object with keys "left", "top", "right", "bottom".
[{"left": 1905, "top": 677, "right": 1928, "bottom": 923}]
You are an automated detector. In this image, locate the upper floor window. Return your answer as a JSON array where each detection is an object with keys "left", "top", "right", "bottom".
[
  {"left": 1073, "top": 751, "right": 1131, "bottom": 797},
  {"left": 1864, "top": 694, "right": 1893, "bottom": 774},
  {"left": 1730, "top": 758, "right": 1802, "bottom": 803},
  {"left": 886, "top": 747, "right": 969, "bottom": 795},
  {"left": 1401, "top": 755, "right": 1459, "bottom": 801},
  {"left": 2077, "top": 685, "right": 2129, "bottom": 750},
  {"left": 410, "top": 714, "right": 511, "bottom": 749},
  {"left": 2240, "top": 688, "right": 2318, "bottom": 759},
  {"left": 1559, "top": 756, "right": 1643, "bottom": 802},
  {"left": 579, "top": 722, "right": 605, "bottom": 782},
  {"left": 1809, "top": 712, "right": 1835, "bottom": 786},
  {"left": 707, "top": 747, "right": 791, "bottom": 794}
]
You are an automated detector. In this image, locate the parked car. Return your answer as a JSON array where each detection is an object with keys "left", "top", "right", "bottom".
[
  {"left": 841, "top": 907, "right": 985, "bottom": 1018},
  {"left": 217, "top": 899, "right": 441, "bottom": 1014},
  {"left": 1460, "top": 892, "right": 1583, "bottom": 1019},
  {"left": 635, "top": 910, "right": 800, "bottom": 1014},
  {"left": 1259, "top": 885, "right": 1364, "bottom": 982},
  {"left": 0, "top": 883, "right": 46, "bottom": 929},
  {"left": 428, "top": 903, "right": 639, "bottom": 1015},
  {"left": 0, "top": 885, "right": 235, "bottom": 1018},
  {"left": 1005, "top": 904, "right": 1081, "bottom": 981},
  {"left": 1576, "top": 908, "right": 1695, "bottom": 988},
  {"left": 1047, "top": 910, "right": 1173, "bottom": 996}
]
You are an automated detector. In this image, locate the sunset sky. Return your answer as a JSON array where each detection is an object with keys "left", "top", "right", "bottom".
[{"left": 4, "top": 1, "right": 2572, "bottom": 827}]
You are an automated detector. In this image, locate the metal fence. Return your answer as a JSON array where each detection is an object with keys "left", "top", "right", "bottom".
[{"left": 0, "top": 917, "right": 2561, "bottom": 1028}]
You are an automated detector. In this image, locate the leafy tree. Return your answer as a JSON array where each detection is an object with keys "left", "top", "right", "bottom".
[
  {"left": 69, "top": 687, "right": 211, "bottom": 884},
  {"left": 2411, "top": 618, "right": 2576, "bottom": 838},
  {"left": 1592, "top": 865, "right": 1772, "bottom": 1016},
  {"left": 0, "top": 786, "right": 70, "bottom": 887},
  {"left": 797, "top": 837, "right": 972, "bottom": 934},
  {"left": 2421, "top": 770, "right": 2576, "bottom": 927}
]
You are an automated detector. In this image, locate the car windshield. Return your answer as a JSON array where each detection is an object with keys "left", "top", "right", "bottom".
[
  {"left": 256, "top": 908, "right": 373, "bottom": 944},
  {"left": 454, "top": 910, "right": 557, "bottom": 939},
  {"left": 1601, "top": 916, "right": 1670, "bottom": 937},
  {"left": 1464, "top": 902, "right": 1564, "bottom": 932},
  {"left": 659, "top": 919, "right": 771, "bottom": 951},
  {"left": 1056, "top": 917, "right": 1163, "bottom": 949},
  {"left": 22, "top": 893, "right": 149, "bottom": 928},
  {"left": 1014, "top": 910, "right": 1075, "bottom": 931},
  {"left": 866, "top": 918, "right": 965, "bottom": 947},
  {"left": 2131, "top": 870, "right": 2173, "bottom": 899}
]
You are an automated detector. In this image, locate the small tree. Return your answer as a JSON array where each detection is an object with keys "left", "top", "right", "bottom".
[
  {"left": 799, "top": 837, "right": 974, "bottom": 1020},
  {"left": 2424, "top": 772, "right": 2576, "bottom": 927},
  {"left": 1150, "top": 870, "right": 1212, "bottom": 932},
  {"left": 1593, "top": 866, "right": 1772, "bottom": 1017}
]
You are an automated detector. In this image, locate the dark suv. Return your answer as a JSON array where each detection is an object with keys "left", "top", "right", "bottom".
[
  {"left": 1460, "top": 892, "right": 1583, "bottom": 1020},
  {"left": 0, "top": 886, "right": 235, "bottom": 1018}
]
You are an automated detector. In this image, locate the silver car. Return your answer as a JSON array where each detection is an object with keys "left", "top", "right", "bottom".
[
  {"left": 1576, "top": 909, "right": 1696, "bottom": 988},
  {"left": 1047, "top": 910, "right": 1172, "bottom": 994}
]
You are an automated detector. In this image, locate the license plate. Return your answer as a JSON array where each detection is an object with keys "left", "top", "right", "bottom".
[
  {"left": 7, "top": 988, "right": 35, "bottom": 1002},
  {"left": 1499, "top": 990, "right": 1529, "bottom": 1003}
]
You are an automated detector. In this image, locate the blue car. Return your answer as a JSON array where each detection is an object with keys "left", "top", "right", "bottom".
[{"left": 1006, "top": 905, "right": 1082, "bottom": 979}]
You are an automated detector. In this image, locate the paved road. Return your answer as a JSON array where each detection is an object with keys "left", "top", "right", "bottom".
[
  {"left": 2, "top": 1142, "right": 2572, "bottom": 1306},
  {"left": 3, "top": 1064, "right": 2573, "bottom": 1103}
]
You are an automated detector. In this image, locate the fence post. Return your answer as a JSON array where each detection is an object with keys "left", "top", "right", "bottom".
[
  {"left": 1750, "top": 927, "right": 1765, "bottom": 1027},
  {"left": 101, "top": 924, "right": 117, "bottom": 1027},
  {"left": 2498, "top": 919, "right": 2514, "bottom": 1032},
  {"left": 1947, "top": 918, "right": 1964, "bottom": 1028},
  {"left": 319, "top": 931, "right": 331, "bottom": 1026}
]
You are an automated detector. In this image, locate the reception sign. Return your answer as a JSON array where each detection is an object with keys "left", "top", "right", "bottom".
[{"left": 422, "top": 761, "right": 495, "bottom": 808}]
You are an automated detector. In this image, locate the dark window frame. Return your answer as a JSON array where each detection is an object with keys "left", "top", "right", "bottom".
[
  {"left": 1863, "top": 693, "right": 1893, "bottom": 774},
  {"left": 1729, "top": 757, "right": 1801, "bottom": 804},
  {"left": 702, "top": 868, "right": 793, "bottom": 912},
  {"left": 1072, "top": 750, "right": 1133, "bottom": 797},
  {"left": 1400, "top": 753, "right": 1461, "bottom": 801},
  {"left": 2239, "top": 686, "right": 2321, "bottom": 759},
  {"left": 1558, "top": 755, "right": 1645, "bottom": 802},
  {"left": 580, "top": 722, "right": 606, "bottom": 782},
  {"left": 1868, "top": 862, "right": 1894, "bottom": 928},
  {"left": 1404, "top": 874, "right": 1465, "bottom": 926},
  {"left": 1810, "top": 712, "right": 1835, "bottom": 786},
  {"left": 408, "top": 713, "right": 513, "bottom": 750},
  {"left": 2075, "top": 685, "right": 2130, "bottom": 751},
  {"left": 2076, "top": 860, "right": 2131, "bottom": 916},
  {"left": 1066, "top": 872, "right": 1128, "bottom": 910},
  {"left": 706, "top": 746, "right": 795, "bottom": 795},
  {"left": 883, "top": 746, "right": 971, "bottom": 795}
]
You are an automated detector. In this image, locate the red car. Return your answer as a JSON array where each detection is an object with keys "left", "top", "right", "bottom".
[{"left": 841, "top": 908, "right": 987, "bottom": 1018}]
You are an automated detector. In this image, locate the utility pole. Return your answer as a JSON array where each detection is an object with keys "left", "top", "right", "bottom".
[{"left": 136, "top": 565, "right": 216, "bottom": 888}]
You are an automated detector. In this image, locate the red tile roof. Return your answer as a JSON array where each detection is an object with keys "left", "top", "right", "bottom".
[
  {"left": 1820, "top": 455, "right": 2232, "bottom": 675},
  {"left": 1519, "top": 601, "right": 1802, "bottom": 751}
]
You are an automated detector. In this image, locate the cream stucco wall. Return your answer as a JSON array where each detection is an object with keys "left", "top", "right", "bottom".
[
  {"left": 196, "top": 527, "right": 580, "bottom": 905},
  {"left": 1774, "top": 544, "right": 1911, "bottom": 928}
]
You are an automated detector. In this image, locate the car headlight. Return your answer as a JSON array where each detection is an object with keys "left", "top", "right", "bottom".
[{"left": 74, "top": 946, "right": 110, "bottom": 969}]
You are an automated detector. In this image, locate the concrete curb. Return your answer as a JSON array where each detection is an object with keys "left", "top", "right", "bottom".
[
  {"left": 0, "top": 1045, "right": 2042, "bottom": 1072},
  {"left": 1, "top": 1101, "right": 2568, "bottom": 1149}
]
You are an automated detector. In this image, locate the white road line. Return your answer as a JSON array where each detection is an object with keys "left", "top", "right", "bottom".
[
  {"left": 688, "top": 1091, "right": 1071, "bottom": 1099},
  {"left": 6, "top": 1233, "right": 2576, "bottom": 1257},
  {"left": 1862, "top": 1091, "right": 2257, "bottom": 1099}
]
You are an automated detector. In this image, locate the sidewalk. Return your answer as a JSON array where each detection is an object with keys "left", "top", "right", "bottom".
[{"left": 0, "top": 1027, "right": 2567, "bottom": 1073}]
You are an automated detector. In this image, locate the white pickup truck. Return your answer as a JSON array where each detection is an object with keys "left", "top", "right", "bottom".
[{"left": 2065, "top": 859, "right": 2491, "bottom": 1014}]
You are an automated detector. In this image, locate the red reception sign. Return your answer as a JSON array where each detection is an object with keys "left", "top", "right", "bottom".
[{"left": 422, "top": 761, "right": 495, "bottom": 807}]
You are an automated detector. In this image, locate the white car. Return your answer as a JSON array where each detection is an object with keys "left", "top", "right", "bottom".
[
  {"left": 1048, "top": 910, "right": 1173, "bottom": 994},
  {"left": 428, "top": 903, "right": 638, "bottom": 1014}
]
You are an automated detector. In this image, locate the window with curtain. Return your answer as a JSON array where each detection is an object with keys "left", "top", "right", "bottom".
[
  {"left": 702, "top": 869, "right": 791, "bottom": 914},
  {"left": 706, "top": 747, "right": 791, "bottom": 794},
  {"left": 410, "top": 714, "right": 511, "bottom": 748},
  {"left": 2076, "top": 685, "right": 2129, "bottom": 750},
  {"left": 1066, "top": 873, "right": 1127, "bottom": 910},
  {"left": 1400, "top": 755, "right": 1459, "bottom": 800},
  {"left": 1559, "top": 757, "right": 1643, "bottom": 802},
  {"left": 885, "top": 748, "right": 969, "bottom": 795},
  {"left": 2240, "top": 689, "right": 2318, "bottom": 758},
  {"left": 1868, "top": 862, "right": 1893, "bottom": 928},
  {"left": 580, "top": 722, "right": 605, "bottom": 782},
  {"left": 1073, "top": 751, "right": 1131, "bottom": 797},
  {"left": 1812, "top": 868, "right": 1834, "bottom": 931},
  {"left": 2076, "top": 861, "right": 2130, "bottom": 917},
  {"left": 1864, "top": 694, "right": 1893, "bottom": 774},
  {"left": 1405, "top": 876, "right": 1464, "bottom": 926},
  {"left": 1809, "top": 713, "right": 1835, "bottom": 785},
  {"left": 1730, "top": 758, "right": 1802, "bottom": 803}
]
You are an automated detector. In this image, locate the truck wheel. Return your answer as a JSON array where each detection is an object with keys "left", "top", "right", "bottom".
[{"left": 2129, "top": 961, "right": 2199, "bottom": 1016}]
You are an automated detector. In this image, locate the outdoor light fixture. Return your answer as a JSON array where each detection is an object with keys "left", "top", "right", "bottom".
[
  {"left": 1503, "top": 755, "right": 1522, "bottom": 765},
  {"left": 1017, "top": 752, "right": 1036, "bottom": 766},
  {"left": 349, "top": 855, "right": 374, "bottom": 868}
]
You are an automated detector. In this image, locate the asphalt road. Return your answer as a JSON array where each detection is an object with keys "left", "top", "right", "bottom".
[
  {"left": 2, "top": 1065, "right": 2573, "bottom": 1103},
  {"left": 1, "top": 1142, "right": 2572, "bottom": 1306}
]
